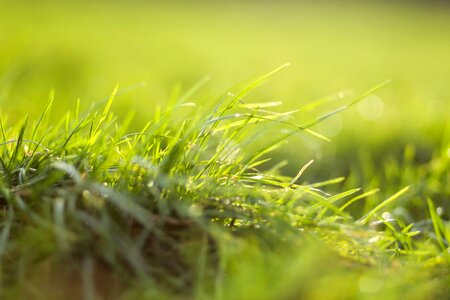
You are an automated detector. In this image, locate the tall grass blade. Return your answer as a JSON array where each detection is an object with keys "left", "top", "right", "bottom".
[{"left": 357, "top": 185, "right": 409, "bottom": 225}]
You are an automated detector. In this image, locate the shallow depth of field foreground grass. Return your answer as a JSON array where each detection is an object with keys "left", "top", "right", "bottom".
[{"left": 0, "top": 68, "right": 448, "bottom": 299}]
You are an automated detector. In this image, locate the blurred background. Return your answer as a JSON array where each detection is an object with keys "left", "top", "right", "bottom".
[{"left": 1, "top": 0, "right": 449, "bottom": 216}]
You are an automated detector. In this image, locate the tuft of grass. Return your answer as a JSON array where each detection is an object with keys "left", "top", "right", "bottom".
[{"left": 0, "top": 70, "right": 448, "bottom": 299}]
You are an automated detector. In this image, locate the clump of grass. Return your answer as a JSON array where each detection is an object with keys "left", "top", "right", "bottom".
[{"left": 0, "top": 67, "right": 448, "bottom": 299}]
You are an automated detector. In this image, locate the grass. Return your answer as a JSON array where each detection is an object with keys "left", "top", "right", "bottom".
[
  {"left": 0, "top": 68, "right": 448, "bottom": 299},
  {"left": 0, "top": 1, "right": 449, "bottom": 299},
  {"left": 1, "top": 1, "right": 449, "bottom": 190}
]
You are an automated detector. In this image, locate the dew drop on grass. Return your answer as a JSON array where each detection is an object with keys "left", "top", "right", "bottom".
[
  {"left": 381, "top": 211, "right": 391, "bottom": 220},
  {"left": 368, "top": 235, "right": 381, "bottom": 244},
  {"left": 357, "top": 95, "right": 384, "bottom": 121}
]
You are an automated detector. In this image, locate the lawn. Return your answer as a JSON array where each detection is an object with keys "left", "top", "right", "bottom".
[{"left": 0, "top": 1, "right": 449, "bottom": 299}]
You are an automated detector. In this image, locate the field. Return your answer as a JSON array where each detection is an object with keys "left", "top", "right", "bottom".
[{"left": 0, "top": 1, "right": 449, "bottom": 299}]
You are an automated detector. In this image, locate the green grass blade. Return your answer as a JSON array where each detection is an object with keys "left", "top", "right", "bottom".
[{"left": 357, "top": 186, "right": 410, "bottom": 225}]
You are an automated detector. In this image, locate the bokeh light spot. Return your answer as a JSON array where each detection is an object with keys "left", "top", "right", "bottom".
[{"left": 358, "top": 95, "right": 384, "bottom": 121}]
